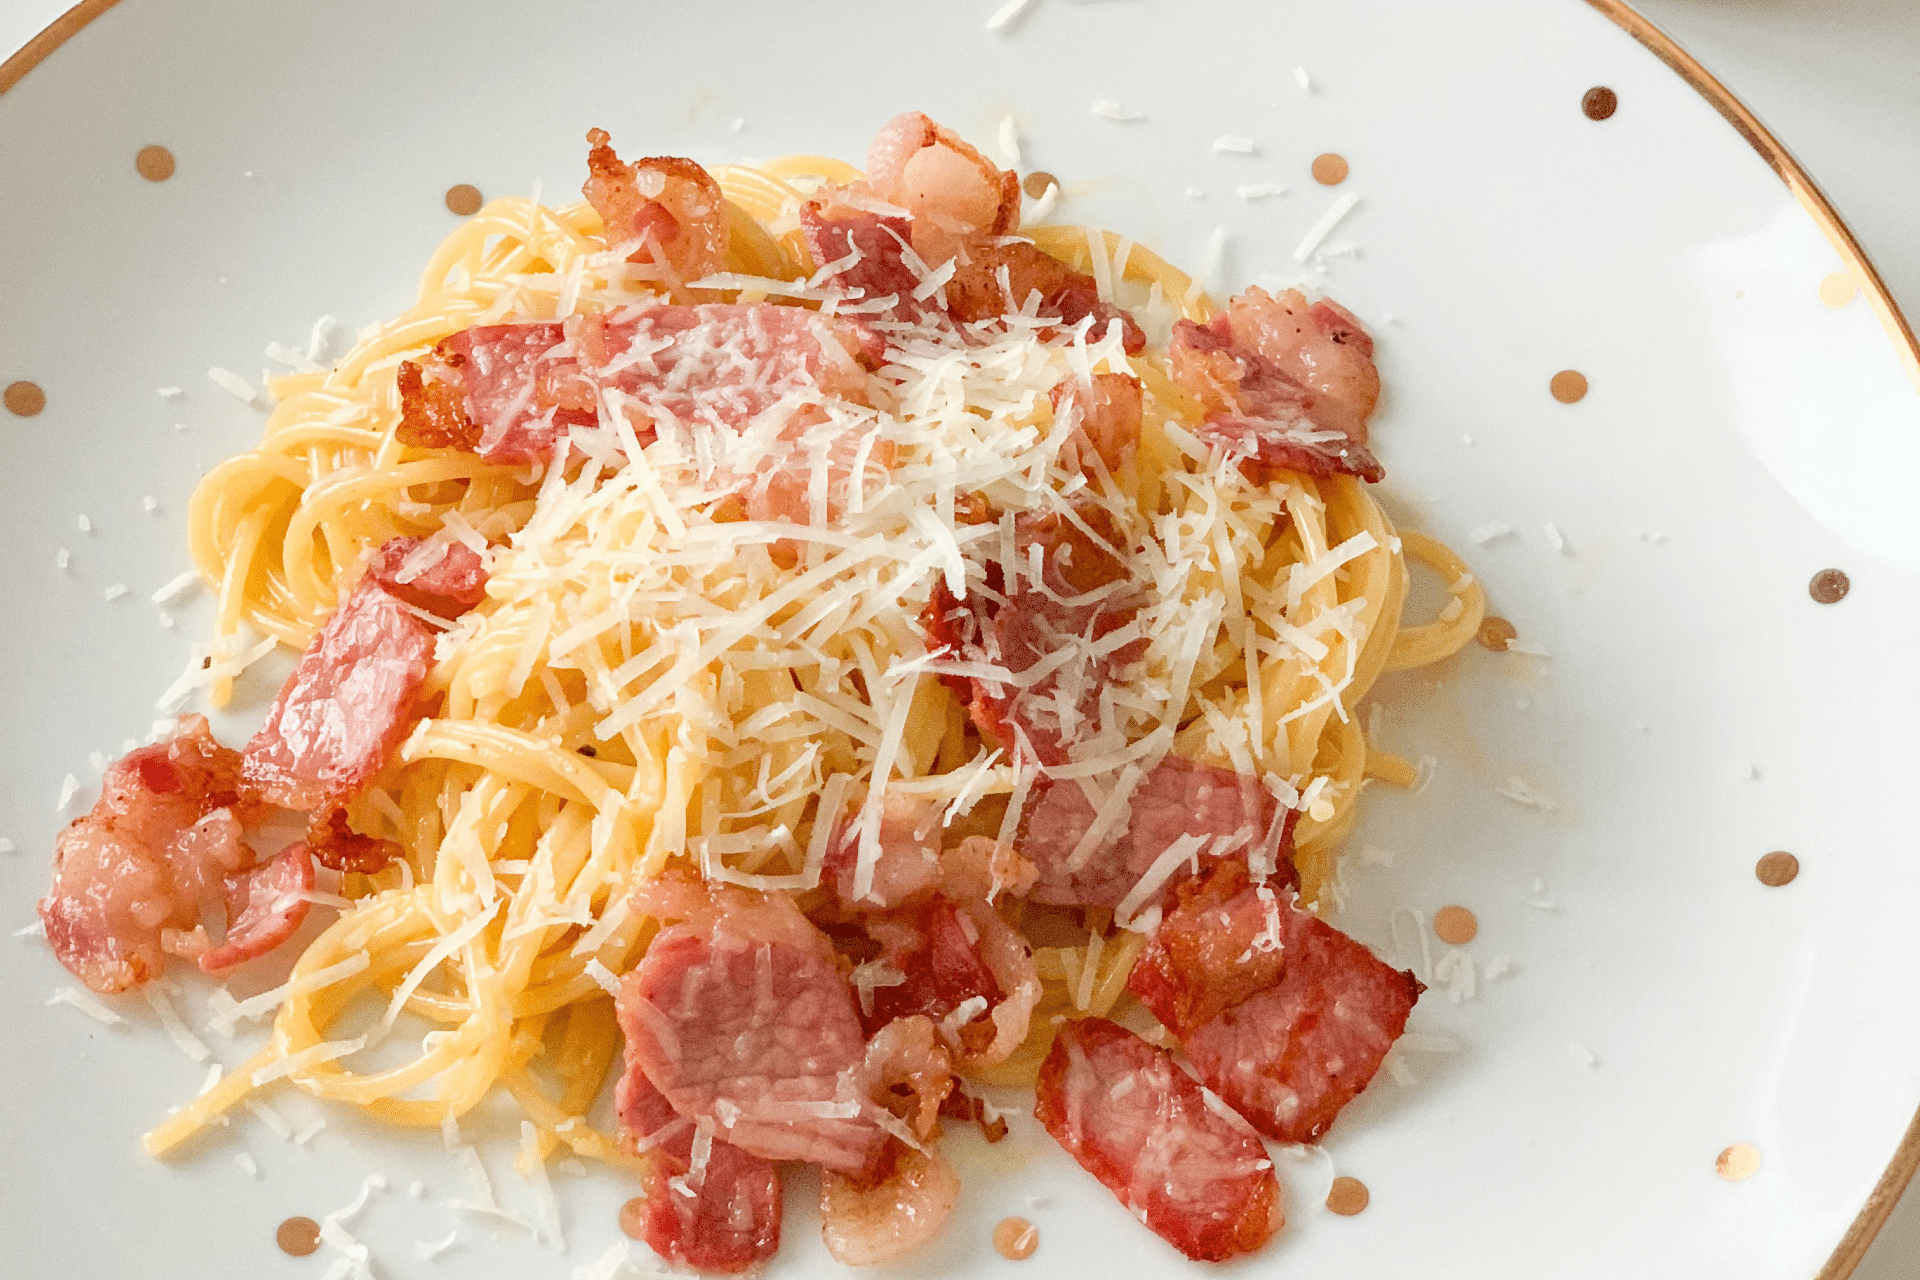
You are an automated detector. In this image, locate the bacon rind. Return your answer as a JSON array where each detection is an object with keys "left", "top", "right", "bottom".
[
  {"left": 241, "top": 580, "right": 434, "bottom": 813},
  {"left": 1034, "top": 1017, "right": 1283, "bottom": 1262},
  {"left": 1180, "top": 897, "right": 1421, "bottom": 1144}
]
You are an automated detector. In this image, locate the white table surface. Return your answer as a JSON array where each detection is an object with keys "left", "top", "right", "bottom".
[{"left": 3, "top": 0, "right": 1917, "bottom": 1274}]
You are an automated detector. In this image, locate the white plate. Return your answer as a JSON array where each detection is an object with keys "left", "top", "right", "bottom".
[{"left": 3, "top": 2, "right": 1918, "bottom": 1277}]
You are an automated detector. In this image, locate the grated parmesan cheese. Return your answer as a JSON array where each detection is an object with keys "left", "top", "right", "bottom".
[
  {"left": 142, "top": 986, "right": 212, "bottom": 1062},
  {"left": 1495, "top": 775, "right": 1556, "bottom": 811},
  {"left": 234, "top": 1152, "right": 260, "bottom": 1177},
  {"left": 56, "top": 773, "right": 80, "bottom": 811},
  {"left": 985, "top": 0, "right": 1035, "bottom": 30},
  {"left": 1236, "top": 183, "right": 1287, "bottom": 200},
  {"left": 1211, "top": 135, "right": 1257, "bottom": 154},
  {"left": 207, "top": 367, "right": 262, "bottom": 405},
  {"left": 1090, "top": 99, "right": 1144, "bottom": 122},
  {"left": 0, "top": 838, "right": 13, "bottom": 854},
  {"left": 1293, "top": 192, "right": 1360, "bottom": 262},
  {"left": 48, "top": 985, "right": 123, "bottom": 1024},
  {"left": 1469, "top": 521, "right": 1513, "bottom": 546}
]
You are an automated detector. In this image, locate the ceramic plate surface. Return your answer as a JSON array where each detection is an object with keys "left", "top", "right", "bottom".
[{"left": 3, "top": 2, "right": 1919, "bottom": 1277}]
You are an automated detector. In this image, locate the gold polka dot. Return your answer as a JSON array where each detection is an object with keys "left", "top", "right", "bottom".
[
  {"left": 1809, "top": 568, "right": 1850, "bottom": 604},
  {"left": 1582, "top": 87, "right": 1619, "bottom": 121},
  {"left": 1819, "top": 271, "right": 1858, "bottom": 308},
  {"left": 1022, "top": 171, "right": 1057, "bottom": 199},
  {"left": 993, "top": 1216, "right": 1039, "bottom": 1260},
  {"left": 135, "top": 145, "right": 175, "bottom": 182},
  {"left": 1310, "top": 153, "right": 1349, "bottom": 186},
  {"left": 1433, "top": 905, "right": 1478, "bottom": 946},
  {"left": 1717, "top": 1143, "right": 1761, "bottom": 1181},
  {"left": 1755, "top": 851, "right": 1799, "bottom": 887},
  {"left": 618, "top": 1196, "right": 649, "bottom": 1240},
  {"left": 445, "top": 183, "right": 484, "bottom": 216},
  {"left": 276, "top": 1217, "right": 321, "bottom": 1257},
  {"left": 5, "top": 380, "right": 46, "bottom": 417},
  {"left": 1477, "top": 616, "right": 1517, "bottom": 652},
  {"left": 1326, "top": 1176, "right": 1370, "bottom": 1215},
  {"left": 1550, "top": 370, "right": 1589, "bottom": 404}
]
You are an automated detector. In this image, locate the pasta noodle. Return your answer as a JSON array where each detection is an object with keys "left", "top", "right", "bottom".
[{"left": 144, "top": 136, "right": 1482, "bottom": 1179}]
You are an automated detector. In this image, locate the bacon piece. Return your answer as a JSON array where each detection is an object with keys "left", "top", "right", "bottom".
[
  {"left": 824, "top": 792, "right": 943, "bottom": 911},
  {"left": 857, "top": 1013, "right": 954, "bottom": 1145},
  {"left": 241, "top": 580, "right": 434, "bottom": 813},
  {"left": 1180, "top": 897, "right": 1421, "bottom": 1144},
  {"left": 617, "top": 874, "right": 886, "bottom": 1173},
  {"left": 820, "top": 1144, "right": 961, "bottom": 1266},
  {"left": 1050, "top": 371, "right": 1144, "bottom": 476},
  {"left": 1018, "top": 756, "right": 1294, "bottom": 909},
  {"left": 860, "top": 900, "right": 1004, "bottom": 1035},
  {"left": 198, "top": 842, "right": 315, "bottom": 974},
  {"left": 364, "top": 537, "right": 488, "bottom": 619},
  {"left": 396, "top": 323, "right": 594, "bottom": 465},
  {"left": 1125, "top": 860, "right": 1290, "bottom": 1038},
  {"left": 304, "top": 805, "right": 402, "bottom": 875},
  {"left": 865, "top": 111, "right": 1020, "bottom": 264},
  {"left": 800, "top": 202, "right": 935, "bottom": 324},
  {"left": 1169, "top": 286, "right": 1384, "bottom": 482},
  {"left": 946, "top": 239, "right": 1146, "bottom": 355},
  {"left": 938, "top": 1084, "right": 1009, "bottom": 1143},
  {"left": 583, "top": 129, "right": 729, "bottom": 282},
  {"left": 616, "top": 1066, "right": 782, "bottom": 1274},
  {"left": 399, "top": 302, "right": 878, "bottom": 469},
  {"left": 1034, "top": 1018, "right": 1283, "bottom": 1262},
  {"left": 38, "top": 717, "right": 255, "bottom": 994},
  {"left": 923, "top": 506, "right": 1141, "bottom": 767}
]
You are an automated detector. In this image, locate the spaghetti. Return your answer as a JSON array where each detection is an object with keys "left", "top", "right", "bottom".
[{"left": 135, "top": 117, "right": 1481, "bottom": 1233}]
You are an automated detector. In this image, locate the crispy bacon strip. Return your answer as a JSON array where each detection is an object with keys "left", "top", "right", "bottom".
[
  {"left": 1034, "top": 1017, "right": 1283, "bottom": 1261},
  {"left": 1169, "top": 286, "right": 1384, "bottom": 483},
  {"left": 583, "top": 128, "right": 729, "bottom": 282},
  {"left": 1179, "top": 895, "right": 1422, "bottom": 1144},
  {"left": 198, "top": 842, "right": 315, "bottom": 974},
  {"left": 241, "top": 579, "right": 434, "bottom": 814},
  {"left": 39, "top": 719, "right": 251, "bottom": 993},
  {"left": 616, "top": 1067, "right": 781, "bottom": 1274}
]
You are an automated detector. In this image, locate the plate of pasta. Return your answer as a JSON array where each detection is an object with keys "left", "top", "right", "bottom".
[{"left": 5, "top": 2, "right": 1920, "bottom": 1278}]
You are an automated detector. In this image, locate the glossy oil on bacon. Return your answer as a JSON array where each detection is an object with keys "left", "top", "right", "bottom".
[
  {"left": 945, "top": 238, "right": 1146, "bottom": 354},
  {"left": 241, "top": 578, "right": 434, "bottom": 813},
  {"left": 616, "top": 1065, "right": 781, "bottom": 1274},
  {"left": 820, "top": 1143, "right": 962, "bottom": 1267},
  {"left": 1034, "top": 1017, "right": 1282, "bottom": 1262},
  {"left": 1179, "top": 897, "right": 1421, "bottom": 1144},
  {"left": 1051, "top": 371, "right": 1144, "bottom": 477},
  {"left": 863, "top": 111, "right": 1020, "bottom": 265},
  {"left": 39, "top": 716, "right": 259, "bottom": 993}
]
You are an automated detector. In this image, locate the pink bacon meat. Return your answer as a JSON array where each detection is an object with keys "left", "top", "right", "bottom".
[
  {"left": 616, "top": 1065, "right": 781, "bottom": 1274},
  {"left": 364, "top": 537, "right": 488, "bottom": 618},
  {"left": 616, "top": 874, "right": 889, "bottom": 1173},
  {"left": 1124, "top": 859, "right": 1292, "bottom": 1038},
  {"left": 397, "top": 301, "right": 877, "bottom": 468},
  {"left": 241, "top": 577, "right": 434, "bottom": 815},
  {"left": 583, "top": 129, "right": 730, "bottom": 283},
  {"left": 37, "top": 716, "right": 303, "bottom": 994},
  {"left": 922, "top": 506, "right": 1143, "bottom": 769},
  {"left": 1034, "top": 1017, "right": 1283, "bottom": 1262},
  {"left": 1177, "top": 892, "right": 1422, "bottom": 1144},
  {"left": 1170, "top": 286, "right": 1384, "bottom": 483},
  {"left": 1017, "top": 756, "right": 1294, "bottom": 910},
  {"left": 198, "top": 841, "right": 316, "bottom": 975}
]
